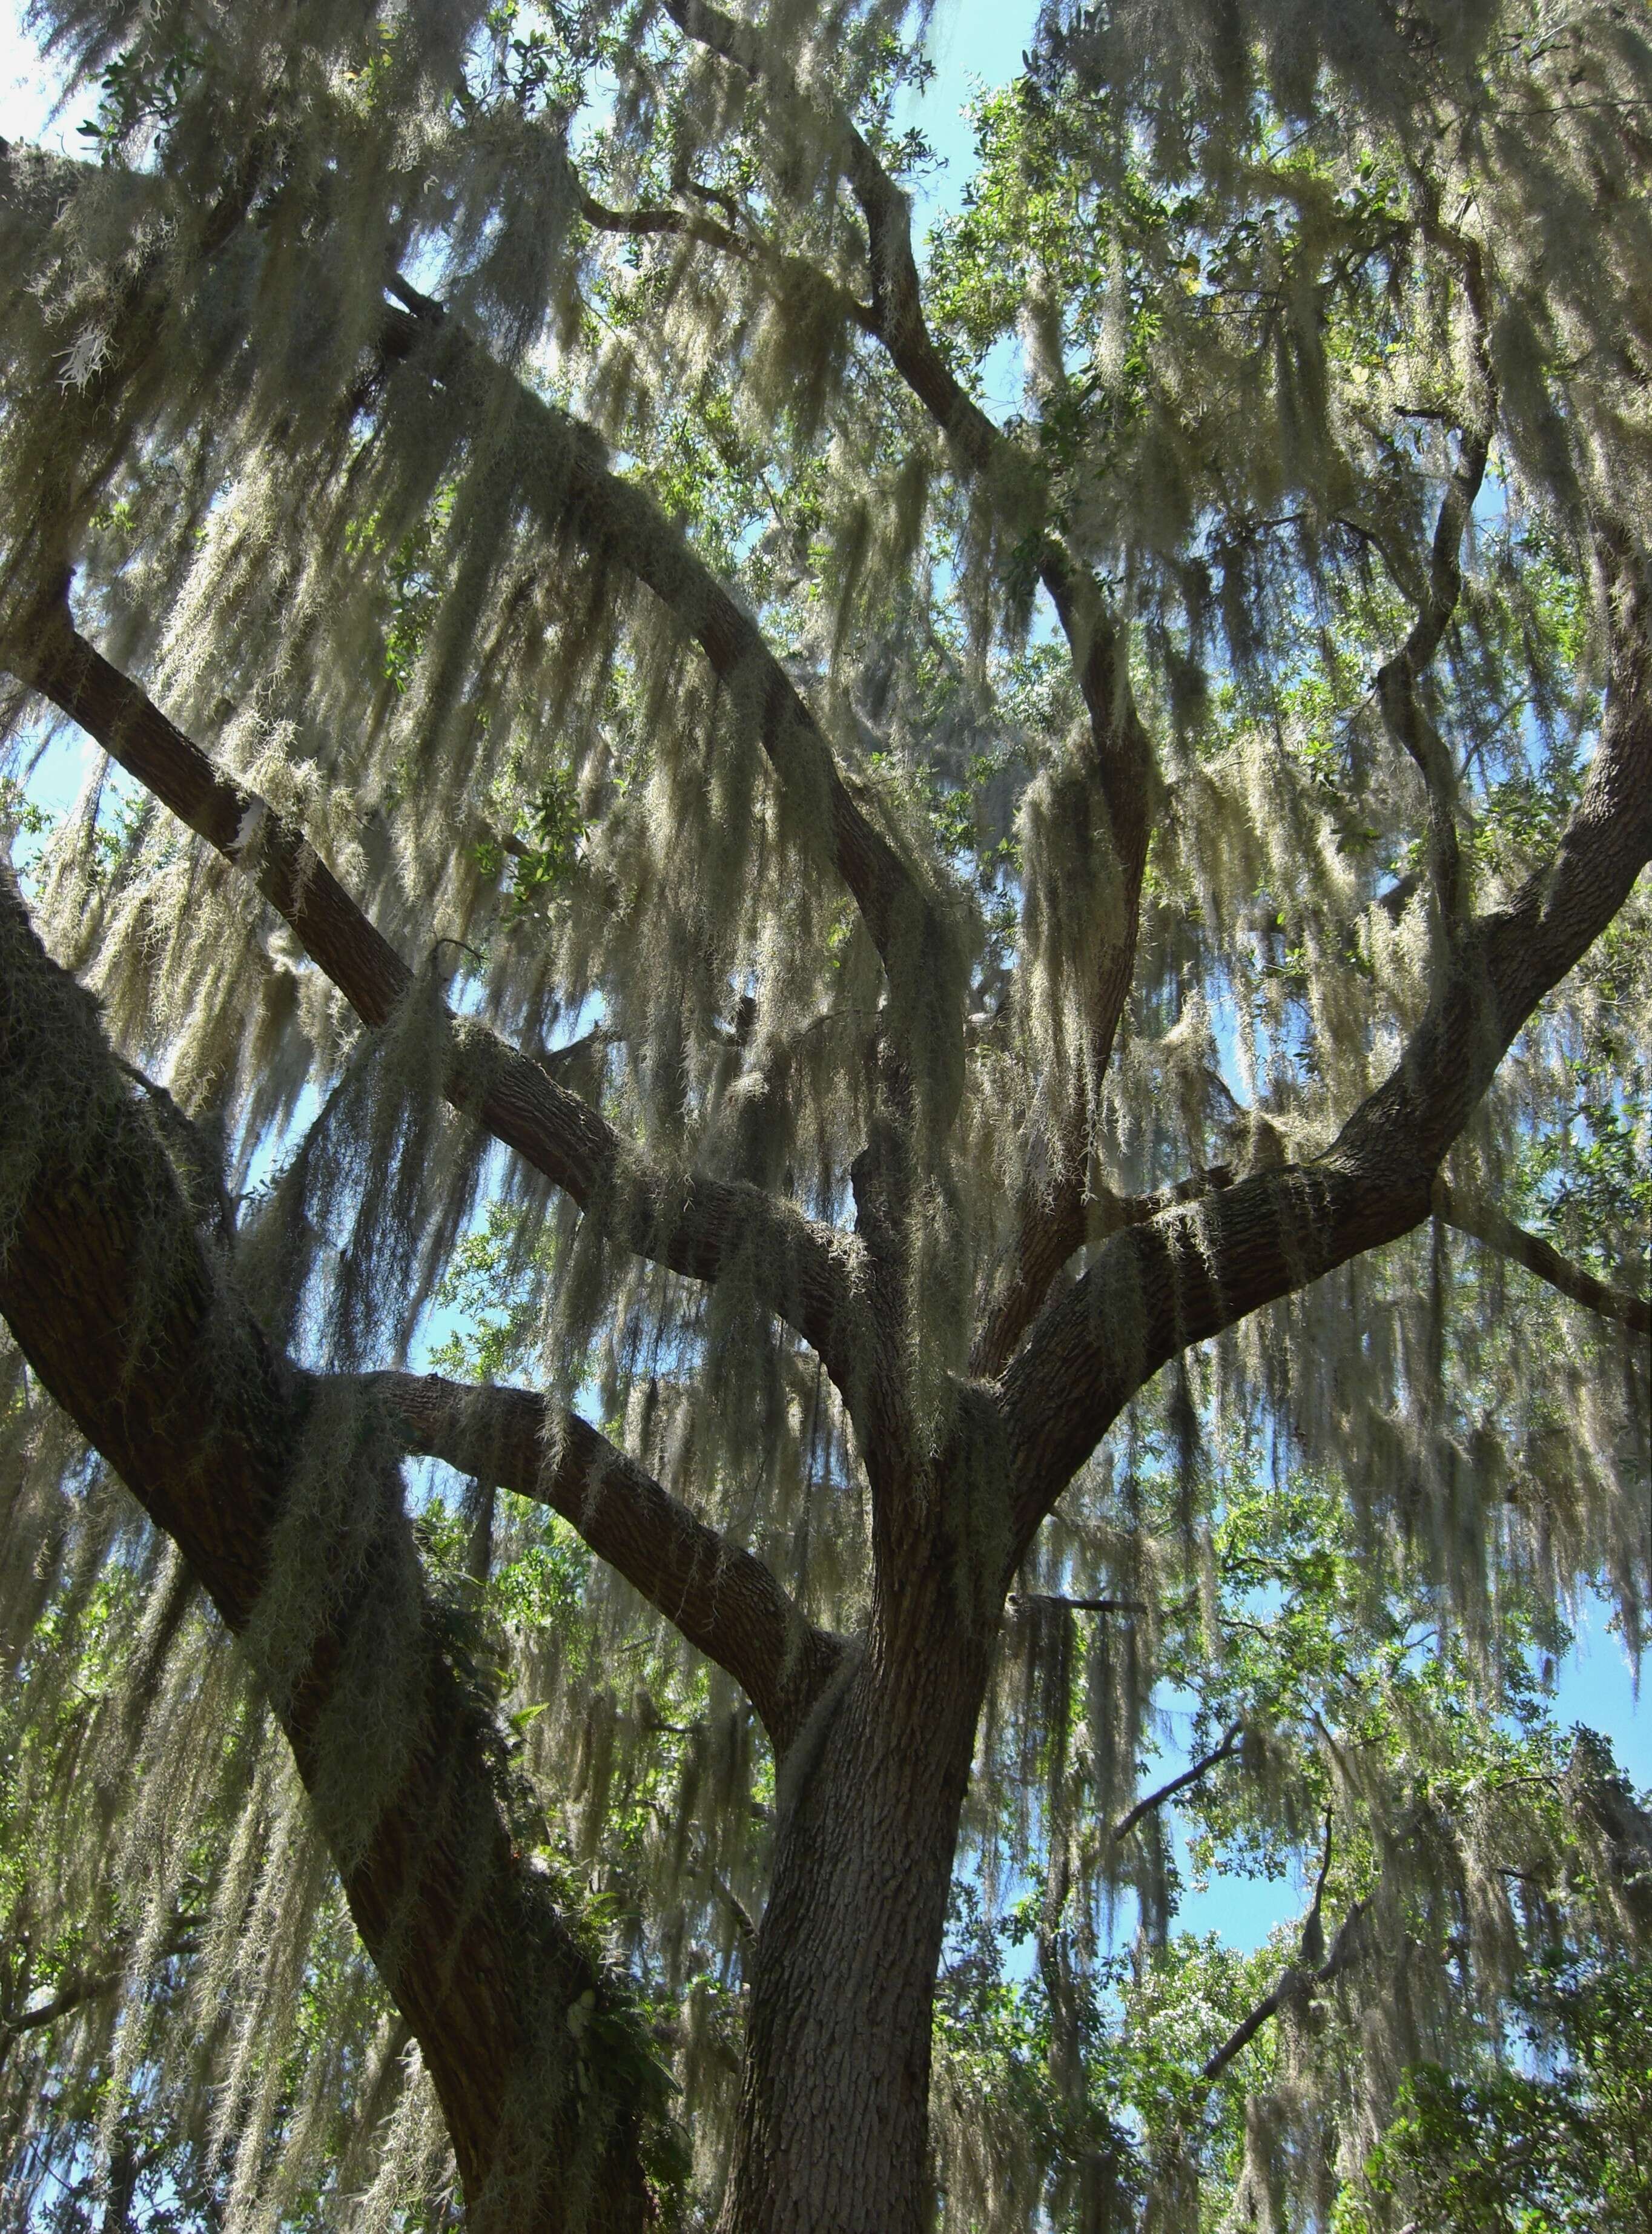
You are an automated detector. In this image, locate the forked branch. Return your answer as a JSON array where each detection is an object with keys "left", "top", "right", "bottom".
[
  {"left": 1000, "top": 562, "right": 1652, "bottom": 1555},
  {"left": 377, "top": 290, "right": 969, "bottom": 1127},
  {"left": 1201, "top": 1829, "right": 1363, "bottom": 2086},
  {"left": 0, "top": 875, "right": 649, "bottom": 2227},
  {"left": 661, "top": 1, "right": 1157, "bottom": 1350},
  {"left": 1373, "top": 427, "right": 1489, "bottom": 921},
  {"left": 661, "top": 0, "right": 1010, "bottom": 480}
]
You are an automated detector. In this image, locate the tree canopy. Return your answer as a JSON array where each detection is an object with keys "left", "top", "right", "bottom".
[{"left": 0, "top": 0, "right": 1648, "bottom": 2228}]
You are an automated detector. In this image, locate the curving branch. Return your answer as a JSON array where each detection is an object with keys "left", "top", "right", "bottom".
[
  {"left": 1110, "top": 1722, "right": 1245, "bottom": 1848},
  {"left": 659, "top": 0, "right": 1011, "bottom": 483},
  {"left": 573, "top": 174, "right": 879, "bottom": 338},
  {"left": 1372, "top": 428, "right": 1488, "bottom": 922},
  {"left": 576, "top": 185, "right": 747, "bottom": 256},
  {"left": 999, "top": 555, "right": 1652, "bottom": 1559},
  {"left": 1432, "top": 1178, "right": 1651, "bottom": 1336},
  {"left": 1201, "top": 1837, "right": 1363, "bottom": 2086},
  {"left": 988, "top": 1119, "right": 1652, "bottom": 1374},
  {"left": 4, "top": 1974, "right": 122, "bottom": 2037},
  {"left": 365, "top": 1368, "right": 844, "bottom": 1754},
  {"left": 1372, "top": 222, "right": 1495, "bottom": 925},
  {"left": 1, "top": 1914, "right": 199, "bottom": 2051},
  {"left": 1, "top": 607, "right": 873, "bottom": 1416}
]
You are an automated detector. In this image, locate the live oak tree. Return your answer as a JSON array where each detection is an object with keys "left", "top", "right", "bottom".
[{"left": 0, "top": 0, "right": 1649, "bottom": 2227}]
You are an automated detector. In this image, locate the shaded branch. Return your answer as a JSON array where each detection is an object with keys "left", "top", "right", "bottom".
[
  {"left": 1432, "top": 1178, "right": 1651, "bottom": 1335},
  {"left": 366, "top": 1369, "right": 845, "bottom": 1755},
  {"left": 575, "top": 177, "right": 877, "bottom": 337},
  {"left": 7, "top": 1968, "right": 128, "bottom": 2038},
  {"left": 2, "top": 1916, "right": 200, "bottom": 2043},
  {"left": 1202, "top": 1892, "right": 1369, "bottom": 2087},
  {"left": 660, "top": 2, "right": 1155, "bottom": 1360},
  {"left": 1009, "top": 1591, "right": 1149, "bottom": 1619},
  {"left": 661, "top": 0, "right": 1016, "bottom": 485},
  {"left": 1372, "top": 428, "right": 1487, "bottom": 921},
  {"left": 577, "top": 186, "right": 747, "bottom": 256},
  {"left": 1, "top": 609, "right": 871, "bottom": 1415},
  {"left": 1373, "top": 224, "right": 1495, "bottom": 922},
  {"left": 977, "top": 1160, "right": 1245, "bottom": 1381}
]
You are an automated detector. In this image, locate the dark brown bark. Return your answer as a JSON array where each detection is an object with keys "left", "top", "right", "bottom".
[
  {"left": 721, "top": 1558, "right": 997, "bottom": 2234},
  {"left": 0, "top": 877, "right": 650, "bottom": 2234}
]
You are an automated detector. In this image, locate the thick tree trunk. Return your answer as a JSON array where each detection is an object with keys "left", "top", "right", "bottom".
[
  {"left": 722, "top": 1557, "right": 996, "bottom": 2234},
  {"left": 0, "top": 879, "right": 651, "bottom": 2234}
]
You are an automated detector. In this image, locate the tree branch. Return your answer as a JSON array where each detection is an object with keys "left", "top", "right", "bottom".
[
  {"left": 0, "top": 873, "right": 647, "bottom": 2230},
  {"left": 574, "top": 176, "right": 877, "bottom": 336},
  {"left": 376, "top": 288, "right": 968, "bottom": 1131},
  {"left": 660, "top": 0, "right": 1013, "bottom": 482},
  {"left": 659, "top": 1, "right": 1156, "bottom": 1344},
  {"left": 1201, "top": 1894, "right": 1368, "bottom": 2086},
  {"left": 365, "top": 1369, "right": 844, "bottom": 1755},
  {"left": 1373, "top": 221, "right": 1495, "bottom": 923},
  {"left": 999, "top": 552, "right": 1652, "bottom": 1557},
  {"left": 2, "top": 1916, "right": 199, "bottom": 2043},
  {"left": 1008, "top": 1591, "right": 1149, "bottom": 1618},
  {"left": 1432, "top": 1178, "right": 1650, "bottom": 1335},
  {"left": 8, "top": 1968, "right": 126, "bottom": 2038},
  {"left": 1373, "top": 428, "right": 1487, "bottom": 922},
  {"left": 974, "top": 1165, "right": 1247, "bottom": 1380},
  {"left": 1, "top": 608, "right": 872, "bottom": 1416},
  {"left": 576, "top": 185, "right": 747, "bottom": 256},
  {"left": 820, "top": 86, "right": 1154, "bottom": 1364},
  {"left": 1110, "top": 1722, "right": 1245, "bottom": 1846}
]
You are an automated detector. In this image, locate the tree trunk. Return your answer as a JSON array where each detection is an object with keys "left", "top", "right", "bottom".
[{"left": 722, "top": 1554, "right": 996, "bottom": 2234}]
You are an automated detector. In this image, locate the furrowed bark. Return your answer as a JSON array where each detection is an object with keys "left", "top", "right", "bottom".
[
  {"left": 366, "top": 1367, "right": 845, "bottom": 1754},
  {"left": 721, "top": 1556, "right": 999, "bottom": 2234},
  {"left": 2, "top": 610, "right": 871, "bottom": 1416},
  {"left": 1106, "top": 1164, "right": 1650, "bottom": 1332},
  {"left": 1000, "top": 562, "right": 1652, "bottom": 1553},
  {"left": 0, "top": 876, "right": 650, "bottom": 2233}
]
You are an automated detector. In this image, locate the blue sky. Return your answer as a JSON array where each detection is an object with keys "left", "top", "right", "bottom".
[{"left": 1, "top": 0, "right": 1644, "bottom": 1945}]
